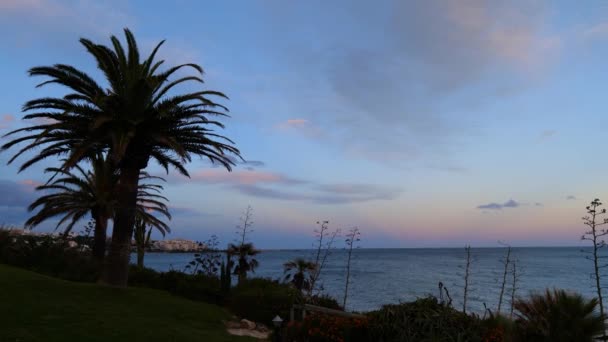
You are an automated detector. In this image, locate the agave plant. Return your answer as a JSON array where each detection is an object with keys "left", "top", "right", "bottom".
[
  {"left": 514, "top": 288, "right": 606, "bottom": 342},
  {"left": 2, "top": 29, "right": 239, "bottom": 285}
]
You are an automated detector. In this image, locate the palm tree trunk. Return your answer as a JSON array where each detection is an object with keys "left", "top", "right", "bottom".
[
  {"left": 101, "top": 166, "right": 140, "bottom": 287},
  {"left": 92, "top": 213, "right": 108, "bottom": 263},
  {"left": 137, "top": 245, "right": 145, "bottom": 269}
]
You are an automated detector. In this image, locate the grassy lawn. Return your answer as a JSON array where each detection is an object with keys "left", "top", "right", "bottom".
[{"left": 0, "top": 264, "right": 256, "bottom": 341}]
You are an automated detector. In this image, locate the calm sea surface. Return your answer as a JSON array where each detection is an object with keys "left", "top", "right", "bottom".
[{"left": 137, "top": 247, "right": 598, "bottom": 313}]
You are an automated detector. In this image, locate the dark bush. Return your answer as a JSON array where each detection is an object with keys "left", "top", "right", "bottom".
[
  {"left": 283, "top": 313, "right": 370, "bottom": 342},
  {"left": 129, "top": 267, "right": 225, "bottom": 305},
  {"left": 308, "top": 294, "right": 344, "bottom": 311},
  {"left": 229, "top": 277, "right": 300, "bottom": 325},
  {"left": 513, "top": 289, "right": 606, "bottom": 342},
  {"left": 366, "top": 297, "right": 488, "bottom": 342},
  {"left": 0, "top": 231, "right": 98, "bottom": 282}
]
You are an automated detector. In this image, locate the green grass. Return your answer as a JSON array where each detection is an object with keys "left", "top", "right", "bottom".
[{"left": 0, "top": 264, "right": 255, "bottom": 341}]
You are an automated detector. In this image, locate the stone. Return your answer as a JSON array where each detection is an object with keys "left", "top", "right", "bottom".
[
  {"left": 226, "top": 328, "right": 269, "bottom": 339},
  {"left": 240, "top": 319, "right": 256, "bottom": 330}
]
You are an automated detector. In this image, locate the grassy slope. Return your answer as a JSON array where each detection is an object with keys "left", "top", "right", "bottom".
[{"left": 0, "top": 264, "right": 254, "bottom": 342}]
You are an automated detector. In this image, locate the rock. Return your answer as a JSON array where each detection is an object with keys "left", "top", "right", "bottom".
[
  {"left": 224, "top": 321, "right": 241, "bottom": 329},
  {"left": 256, "top": 324, "right": 270, "bottom": 333},
  {"left": 240, "top": 319, "right": 256, "bottom": 330},
  {"left": 226, "top": 328, "right": 269, "bottom": 339}
]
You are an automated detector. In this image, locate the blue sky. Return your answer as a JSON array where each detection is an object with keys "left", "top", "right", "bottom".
[{"left": 1, "top": 0, "right": 607, "bottom": 248}]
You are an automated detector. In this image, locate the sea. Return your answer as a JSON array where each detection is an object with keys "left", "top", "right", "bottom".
[{"left": 138, "top": 247, "right": 598, "bottom": 314}]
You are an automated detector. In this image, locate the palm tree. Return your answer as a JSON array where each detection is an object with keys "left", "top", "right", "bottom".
[
  {"left": 228, "top": 242, "right": 260, "bottom": 284},
  {"left": 25, "top": 154, "right": 171, "bottom": 264},
  {"left": 133, "top": 215, "right": 164, "bottom": 269},
  {"left": 514, "top": 288, "right": 606, "bottom": 342},
  {"left": 283, "top": 258, "right": 317, "bottom": 292},
  {"left": 1, "top": 29, "right": 239, "bottom": 286}
]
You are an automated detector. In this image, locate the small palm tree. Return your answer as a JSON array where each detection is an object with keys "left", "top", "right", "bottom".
[
  {"left": 133, "top": 215, "right": 165, "bottom": 269},
  {"left": 514, "top": 288, "right": 606, "bottom": 342},
  {"left": 25, "top": 154, "right": 170, "bottom": 263},
  {"left": 2, "top": 29, "right": 239, "bottom": 286},
  {"left": 228, "top": 242, "right": 259, "bottom": 284},
  {"left": 283, "top": 258, "right": 317, "bottom": 292}
]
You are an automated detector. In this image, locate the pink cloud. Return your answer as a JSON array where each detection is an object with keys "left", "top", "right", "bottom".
[
  {"left": 275, "top": 118, "right": 326, "bottom": 139},
  {"left": 0, "top": 114, "right": 15, "bottom": 129},
  {"left": 18, "top": 179, "right": 42, "bottom": 191}
]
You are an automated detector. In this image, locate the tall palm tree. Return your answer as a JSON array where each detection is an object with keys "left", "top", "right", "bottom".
[
  {"left": 228, "top": 242, "right": 260, "bottom": 284},
  {"left": 1, "top": 29, "right": 239, "bottom": 286},
  {"left": 283, "top": 258, "right": 317, "bottom": 292},
  {"left": 25, "top": 154, "right": 171, "bottom": 264},
  {"left": 514, "top": 288, "right": 606, "bottom": 342}
]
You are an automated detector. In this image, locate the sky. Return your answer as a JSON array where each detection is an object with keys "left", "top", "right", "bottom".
[{"left": 0, "top": 0, "right": 607, "bottom": 248}]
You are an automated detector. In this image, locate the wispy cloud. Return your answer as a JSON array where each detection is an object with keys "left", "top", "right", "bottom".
[
  {"left": 538, "top": 129, "right": 557, "bottom": 142},
  {"left": 477, "top": 199, "right": 521, "bottom": 210},
  {"left": 566, "top": 195, "right": 577, "bottom": 200},
  {"left": 583, "top": 22, "right": 608, "bottom": 40},
  {"left": 258, "top": 1, "right": 559, "bottom": 165},
  {"left": 175, "top": 169, "right": 305, "bottom": 186},
  {"left": 172, "top": 168, "right": 401, "bottom": 205}
]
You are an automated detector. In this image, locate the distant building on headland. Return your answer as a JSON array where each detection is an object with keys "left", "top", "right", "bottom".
[{"left": 150, "top": 239, "right": 203, "bottom": 252}]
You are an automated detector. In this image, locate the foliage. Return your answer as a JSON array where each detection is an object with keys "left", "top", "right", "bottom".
[
  {"left": 184, "top": 235, "right": 222, "bottom": 276},
  {"left": 229, "top": 278, "right": 300, "bottom": 325},
  {"left": 343, "top": 227, "right": 360, "bottom": 309},
  {"left": 0, "top": 230, "right": 98, "bottom": 282},
  {"left": 228, "top": 242, "right": 260, "bottom": 284},
  {"left": 128, "top": 267, "right": 225, "bottom": 305},
  {"left": 308, "top": 294, "right": 344, "bottom": 311},
  {"left": 283, "top": 313, "right": 370, "bottom": 342},
  {"left": 1, "top": 28, "right": 240, "bottom": 286},
  {"left": 283, "top": 257, "right": 317, "bottom": 292},
  {"left": 581, "top": 197, "right": 608, "bottom": 340},
  {"left": 0, "top": 264, "right": 253, "bottom": 342},
  {"left": 365, "top": 297, "right": 489, "bottom": 342},
  {"left": 220, "top": 251, "right": 233, "bottom": 292},
  {"left": 513, "top": 288, "right": 606, "bottom": 342},
  {"left": 309, "top": 220, "right": 340, "bottom": 296}
]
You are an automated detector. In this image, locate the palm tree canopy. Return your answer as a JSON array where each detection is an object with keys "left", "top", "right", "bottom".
[
  {"left": 283, "top": 257, "right": 317, "bottom": 291},
  {"left": 2, "top": 28, "right": 240, "bottom": 175},
  {"left": 25, "top": 154, "right": 171, "bottom": 235},
  {"left": 283, "top": 258, "right": 317, "bottom": 275}
]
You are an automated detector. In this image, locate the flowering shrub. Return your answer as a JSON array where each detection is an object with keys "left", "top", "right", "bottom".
[{"left": 283, "top": 313, "right": 370, "bottom": 342}]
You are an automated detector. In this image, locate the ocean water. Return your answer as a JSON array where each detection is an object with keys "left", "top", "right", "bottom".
[{"left": 138, "top": 247, "right": 598, "bottom": 313}]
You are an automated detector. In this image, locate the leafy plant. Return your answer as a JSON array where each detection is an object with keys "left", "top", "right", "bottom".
[
  {"left": 283, "top": 257, "right": 317, "bottom": 292},
  {"left": 513, "top": 288, "right": 606, "bottom": 342}
]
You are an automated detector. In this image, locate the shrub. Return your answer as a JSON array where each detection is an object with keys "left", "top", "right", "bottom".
[
  {"left": 229, "top": 278, "right": 300, "bottom": 325},
  {"left": 513, "top": 288, "right": 606, "bottom": 342},
  {"left": 283, "top": 313, "right": 370, "bottom": 342},
  {"left": 308, "top": 294, "right": 344, "bottom": 311},
  {"left": 0, "top": 231, "right": 98, "bottom": 282},
  {"left": 366, "top": 297, "right": 488, "bottom": 342},
  {"left": 129, "top": 267, "right": 225, "bottom": 305}
]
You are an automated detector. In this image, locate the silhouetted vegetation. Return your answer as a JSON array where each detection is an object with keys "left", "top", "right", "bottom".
[
  {"left": 283, "top": 257, "right": 317, "bottom": 292},
  {"left": 309, "top": 220, "right": 340, "bottom": 296},
  {"left": 581, "top": 198, "right": 608, "bottom": 342},
  {"left": 1, "top": 28, "right": 240, "bottom": 287},
  {"left": 343, "top": 227, "right": 360, "bottom": 310},
  {"left": 514, "top": 289, "right": 605, "bottom": 342}
]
